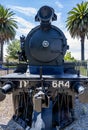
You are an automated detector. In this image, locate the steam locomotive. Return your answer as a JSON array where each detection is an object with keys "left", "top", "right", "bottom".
[{"left": 0, "top": 6, "right": 88, "bottom": 130}]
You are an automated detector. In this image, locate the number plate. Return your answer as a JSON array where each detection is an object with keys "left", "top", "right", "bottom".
[{"left": 52, "top": 80, "right": 70, "bottom": 88}]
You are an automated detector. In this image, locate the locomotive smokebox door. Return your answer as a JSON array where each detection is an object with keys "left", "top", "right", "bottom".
[{"left": 25, "top": 5, "right": 69, "bottom": 66}]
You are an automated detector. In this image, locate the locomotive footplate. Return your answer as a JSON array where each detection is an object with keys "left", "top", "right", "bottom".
[{"left": 0, "top": 72, "right": 88, "bottom": 81}]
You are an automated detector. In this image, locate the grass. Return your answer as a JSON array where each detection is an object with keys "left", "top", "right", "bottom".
[{"left": 79, "top": 66, "right": 88, "bottom": 76}]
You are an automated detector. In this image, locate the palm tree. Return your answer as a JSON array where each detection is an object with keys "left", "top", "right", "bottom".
[
  {"left": 66, "top": 1, "right": 88, "bottom": 61},
  {"left": 0, "top": 4, "right": 18, "bottom": 61}
]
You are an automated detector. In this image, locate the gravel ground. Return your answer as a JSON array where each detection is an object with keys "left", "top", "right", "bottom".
[
  {"left": 0, "top": 94, "right": 88, "bottom": 130},
  {"left": 64, "top": 99, "right": 88, "bottom": 130}
]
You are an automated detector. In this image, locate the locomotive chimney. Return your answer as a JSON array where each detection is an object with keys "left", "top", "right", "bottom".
[{"left": 35, "top": 5, "right": 57, "bottom": 30}]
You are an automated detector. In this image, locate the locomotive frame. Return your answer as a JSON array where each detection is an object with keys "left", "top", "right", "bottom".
[{"left": 0, "top": 65, "right": 88, "bottom": 130}]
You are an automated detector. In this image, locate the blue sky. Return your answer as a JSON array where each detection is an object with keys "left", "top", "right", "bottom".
[{"left": 0, "top": 0, "right": 88, "bottom": 60}]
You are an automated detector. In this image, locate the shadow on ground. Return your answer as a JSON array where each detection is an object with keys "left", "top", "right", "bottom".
[{"left": 0, "top": 119, "right": 24, "bottom": 130}]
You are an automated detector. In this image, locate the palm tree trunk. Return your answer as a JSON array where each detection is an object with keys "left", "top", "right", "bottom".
[
  {"left": 0, "top": 41, "right": 4, "bottom": 62},
  {"left": 81, "top": 36, "right": 85, "bottom": 61}
]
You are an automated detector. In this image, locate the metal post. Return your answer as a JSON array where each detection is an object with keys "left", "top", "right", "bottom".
[{"left": 87, "top": 61, "right": 88, "bottom": 77}]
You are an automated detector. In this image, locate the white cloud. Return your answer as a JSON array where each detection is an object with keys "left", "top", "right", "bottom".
[
  {"left": 15, "top": 16, "right": 35, "bottom": 29},
  {"left": 14, "top": 16, "right": 36, "bottom": 37},
  {"left": 55, "top": 1, "right": 63, "bottom": 8},
  {"left": 7, "top": 5, "right": 38, "bottom": 37},
  {"left": 53, "top": 12, "right": 64, "bottom": 28},
  {"left": 56, "top": 12, "right": 62, "bottom": 20},
  {"left": 8, "top": 5, "right": 37, "bottom": 17}
]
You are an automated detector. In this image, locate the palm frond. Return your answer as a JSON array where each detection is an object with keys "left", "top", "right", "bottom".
[
  {"left": 0, "top": 4, "right": 18, "bottom": 42},
  {"left": 66, "top": 1, "right": 88, "bottom": 39}
]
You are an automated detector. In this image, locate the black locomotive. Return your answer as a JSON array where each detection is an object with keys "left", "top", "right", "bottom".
[{"left": 0, "top": 6, "right": 88, "bottom": 130}]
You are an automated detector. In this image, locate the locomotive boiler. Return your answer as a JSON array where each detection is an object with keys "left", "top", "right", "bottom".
[{"left": 0, "top": 6, "right": 88, "bottom": 130}]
